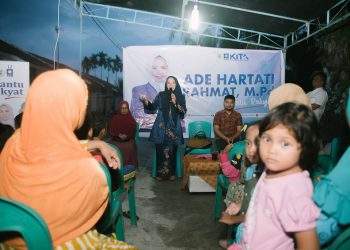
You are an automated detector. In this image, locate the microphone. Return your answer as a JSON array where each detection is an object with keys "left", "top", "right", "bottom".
[{"left": 169, "top": 89, "right": 174, "bottom": 102}]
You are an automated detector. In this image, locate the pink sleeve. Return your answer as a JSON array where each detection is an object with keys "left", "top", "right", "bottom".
[
  {"left": 228, "top": 243, "right": 243, "bottom": 250},
  {"left": 279, "top": 196, "right": 320, "bottom": 232},
  {"left": 219, "top": 153, "right": 240, "bottom": 182}
]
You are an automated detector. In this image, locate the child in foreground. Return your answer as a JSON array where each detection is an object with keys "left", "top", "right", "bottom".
[
  {"left": 230, "top": 102, "right": 321, "bottom": 250},
  {"left": 218, "top": 122, "right": 263, "bottom": 248}
]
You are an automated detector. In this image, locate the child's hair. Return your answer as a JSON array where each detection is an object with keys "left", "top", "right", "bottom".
[
  {"left": 244, "top": 120, "right": 261, "bottom": 165},
  {"left": 14, "top": 112, "right": 23, "bottom": 129},
  {"left": 74, "top": 111, "right": 92, "bottom": 140},
  {"left": 258, "top": 102, "right": 320, "bottom": 171},
  {"left": 91, "top": 112, "right": 107, "bottom": 139},
  {"left": 0, "top": 123, "right": 14, "bottom": 152}
]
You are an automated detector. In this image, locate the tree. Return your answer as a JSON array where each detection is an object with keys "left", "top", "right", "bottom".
[
  {"left": 97, "top": 51, "right": 107, "bottom": 79},
  {"left": 112, "top": 55, "right": 123, "bottom": 85},
  {"left": 106, "top": 57, "right": 113, "bottom": 83},
  {"left": 81, "top": 56, "right": 91, "bottom": 74},
  {"left": 89, "top": 53, "right": 98, "bottom": 76}
]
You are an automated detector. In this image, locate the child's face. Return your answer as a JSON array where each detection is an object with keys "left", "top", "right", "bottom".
[
  {"left": 259, "top": 124, "right": 301, "bottom": 177},
  {"left": 245, "top": 125, "right": 259, "bottom": 163}
]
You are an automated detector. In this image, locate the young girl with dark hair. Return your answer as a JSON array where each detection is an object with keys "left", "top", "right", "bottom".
[{"left": 230, "top": 102, "right": 321, "bottom": 250}]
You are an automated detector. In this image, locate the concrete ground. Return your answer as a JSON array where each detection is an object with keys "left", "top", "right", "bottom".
[{"left": 122, "top": 138, "right": 227, "bottom": 250}]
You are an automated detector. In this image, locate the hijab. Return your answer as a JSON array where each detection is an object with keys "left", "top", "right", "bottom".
[
  {"left": 161, "top": 76, "right": 186, "bottom": 124},
  {"left": 268, "top": 83, "right": 311, "bottom": 110},
  {"left": 0, "top": 69, "right": 108, "bottom": 247},
  {"left": 0, "top": 103, "right": 15, "bottom": 128},
  {"left": 109, "top": 101, "right": 136, "bottom": 138}
]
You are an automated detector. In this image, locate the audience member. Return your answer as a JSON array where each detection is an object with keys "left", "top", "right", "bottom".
[
  {"left": 0, "top": 69, "right": 137, "bottom": 250},
  {"left": 213, "top": 95, "right": 243, "bottom": 151},
  {"left": 0, "top": 123, "right": 14, "bottom": 153},
  {"left": 140, "top": 76, "right": 186, "bottom": 181},
  {"left": 230, "top": 103, "right": 320, "bottom": 250},
  {"left": 313, "top": 88, "right": 350, "bottom": 246},
  {"left": 109, "top": 101, "right": 138, "bottom": 168},
  {"left": 14, "top": 112, "right": 23, "bottom": 129},
  {"left": 218, "top": 122, "right": 263, "bottom": 249},
  {"left": 306, "top": 71, "right": 328, "bottom": 121}
]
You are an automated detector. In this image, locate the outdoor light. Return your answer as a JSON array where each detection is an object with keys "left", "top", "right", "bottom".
[{"left": 190, "top": 4, "right": 199, "bottom": 30}]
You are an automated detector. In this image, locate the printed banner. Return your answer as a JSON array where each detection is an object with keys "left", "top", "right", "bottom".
[
  {"left": 0, "top": 61, "right": 29, "bottom": 128},
  {"left": 123, "top": 46, "right": 284, "bottom": 137}
]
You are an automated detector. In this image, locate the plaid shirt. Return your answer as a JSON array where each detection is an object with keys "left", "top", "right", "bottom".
[{"left": 213, "top": 109, "right": 242, "bottom": 139}]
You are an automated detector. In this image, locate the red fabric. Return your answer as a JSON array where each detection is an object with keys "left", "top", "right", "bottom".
[{"left": 109, "top": 101, "right": 136, "bottom": 139}]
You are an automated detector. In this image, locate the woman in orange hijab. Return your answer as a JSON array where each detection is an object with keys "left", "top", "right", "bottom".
[{"left": 0, "top": 69, "right": 137, "bottom": 249}]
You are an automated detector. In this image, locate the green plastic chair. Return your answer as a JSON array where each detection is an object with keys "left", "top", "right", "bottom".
[
  {"left": 0, "top": 197, "right": 53, "bottom": 250},
  {"left": 330, "top": 136, "right": 350, "bottom": 164},
  {"left": 108, "top": 144, "right": 137, "bottom": 226},
  {"left": 152, "top": 147, "right": 182, "bottom": 177},
  {"left": 96, "top": 160, "right": 125, "bottom": 241},
  {"left": 188, "top": 121, "right": 212, "bottom": 155},
  {"left": 214, "top": 140, "right": 246, "bottom": 220},
  {"left": 323, "top": 226, "right": 350, "bottom": 250},
  {"left": 311, "top": 154, "right": 336, "bottom": 182},
  {"left": 135, "top": 122, "right": 139, "bottom": 145}
]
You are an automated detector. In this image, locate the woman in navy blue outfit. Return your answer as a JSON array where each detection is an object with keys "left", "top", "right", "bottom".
[{"left": 140, "top": 76, "right": 186, "bottom": 181}]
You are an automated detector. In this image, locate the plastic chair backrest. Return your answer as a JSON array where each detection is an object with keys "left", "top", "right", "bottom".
[
  {"left": 135, "top": 122, "right": 139, "bottom": 145},
  {"left": 325, "top": 226, "right": 350, "bottom": 250},
  {"left": 318, "top": 154, "right": 335, "bottom": 174},
  {"left": 330, "top": 136, "right": 350, "bottom": 164},
  {"left": 229, "top": 140, "right": 246, "bottom": 161},
  {"left": 189, "top": 121, "right": 211, "bottom": 138},
  {"left": 0, "top": 197, "right": 53, "bottom": 250}
]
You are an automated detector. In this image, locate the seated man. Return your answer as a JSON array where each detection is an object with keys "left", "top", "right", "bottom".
[
  {"left": 213, "top": 95, "right": 243, "bottom": 152},
  {"left": 306, "top": 71, "right": 328, "bottom": 121}
]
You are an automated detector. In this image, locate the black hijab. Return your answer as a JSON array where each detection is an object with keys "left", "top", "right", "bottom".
[{"left": 161, "top": 76, "right": 185, "bottom": 124}]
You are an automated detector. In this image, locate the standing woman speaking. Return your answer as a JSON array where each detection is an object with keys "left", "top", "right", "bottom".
[{"left": 140, "top": 76, "right": 186, "bottom": 181}]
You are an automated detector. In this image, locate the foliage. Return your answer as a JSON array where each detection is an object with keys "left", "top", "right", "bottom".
[{"left": 81, "top": 52, "right": 123, "bottom": 85}]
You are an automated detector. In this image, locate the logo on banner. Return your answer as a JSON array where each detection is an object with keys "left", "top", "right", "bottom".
[
  {"left": 0, "top": 64, "right": 25, "bottom": 99},
  {"left": 223, "top": 53, "right": 249, "bottom": 61}
]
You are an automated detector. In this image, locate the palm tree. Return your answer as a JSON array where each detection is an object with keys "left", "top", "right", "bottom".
[
  {"left": 112, "top": 55, "right": 123, "bottom": 85},
  {"left": 97, "top": 51, "right": 107, "bottom": 79},
  {"left": 89, "top": 53, "right": 98, "bottom": 76},
  {"left": 81, "top": 56, "right": 91, "bottom": 74},
  {"left": 106, "top": 57, "right": 113, "bottom": 83}
]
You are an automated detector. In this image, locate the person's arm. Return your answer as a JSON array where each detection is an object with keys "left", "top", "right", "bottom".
[
  {"left": 295, "top": 229, "right": 320, "bottom": 250},
  {"left": 86, "top": 140, "right": 121, "bottom": 170},
  {"left": 230, "top": 125, "right": 242, "bottom": 142},
  {"left": 311, "top": 103, "right": 321, "bottom": 110}
]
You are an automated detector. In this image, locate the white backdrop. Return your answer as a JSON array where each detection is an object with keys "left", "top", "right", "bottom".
[
  {"left": 0, "top": 61, "right": 29, "bottom": 128},
  {"left": 123, "top": 46, "right": 284, "bottom": 137}
]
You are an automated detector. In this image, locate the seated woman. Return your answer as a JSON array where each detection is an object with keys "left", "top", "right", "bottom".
[
  {"left": 109, "top": 101, "right": 138, "bottom": 168},
  {"left": 0, "top": 69, "right": 137, "bottom": 250}
]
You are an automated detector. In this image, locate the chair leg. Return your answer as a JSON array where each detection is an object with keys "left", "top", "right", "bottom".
[
  {"left": 128, "top": 179, "right": 137, "bottom": 226},
  {"left": 115, "top": 211, "right": 125, "bottom": 241},
  {"left": 214, "top": 180, "right": 223, "bottom": 220},
  {"left": 176, "top": 147, "right": 182, "bottom": 178},
  {"left": 152, "top": 150, "right": 156, "bottom": 177}
]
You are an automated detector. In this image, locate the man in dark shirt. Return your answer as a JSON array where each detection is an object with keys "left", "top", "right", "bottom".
[{"left": 213, "top": 95, "right": 243, "bottom": 151}]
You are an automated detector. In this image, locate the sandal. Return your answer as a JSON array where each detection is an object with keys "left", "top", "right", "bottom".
[
  {"left": 218, "top": 239, "right": 229, "bottom": 249},
  {"left": 169, "top": 176, "right": 176, "bottom": 181},
  {"left": 155, "top": 177, "right": 163, "bottom": 181}
]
